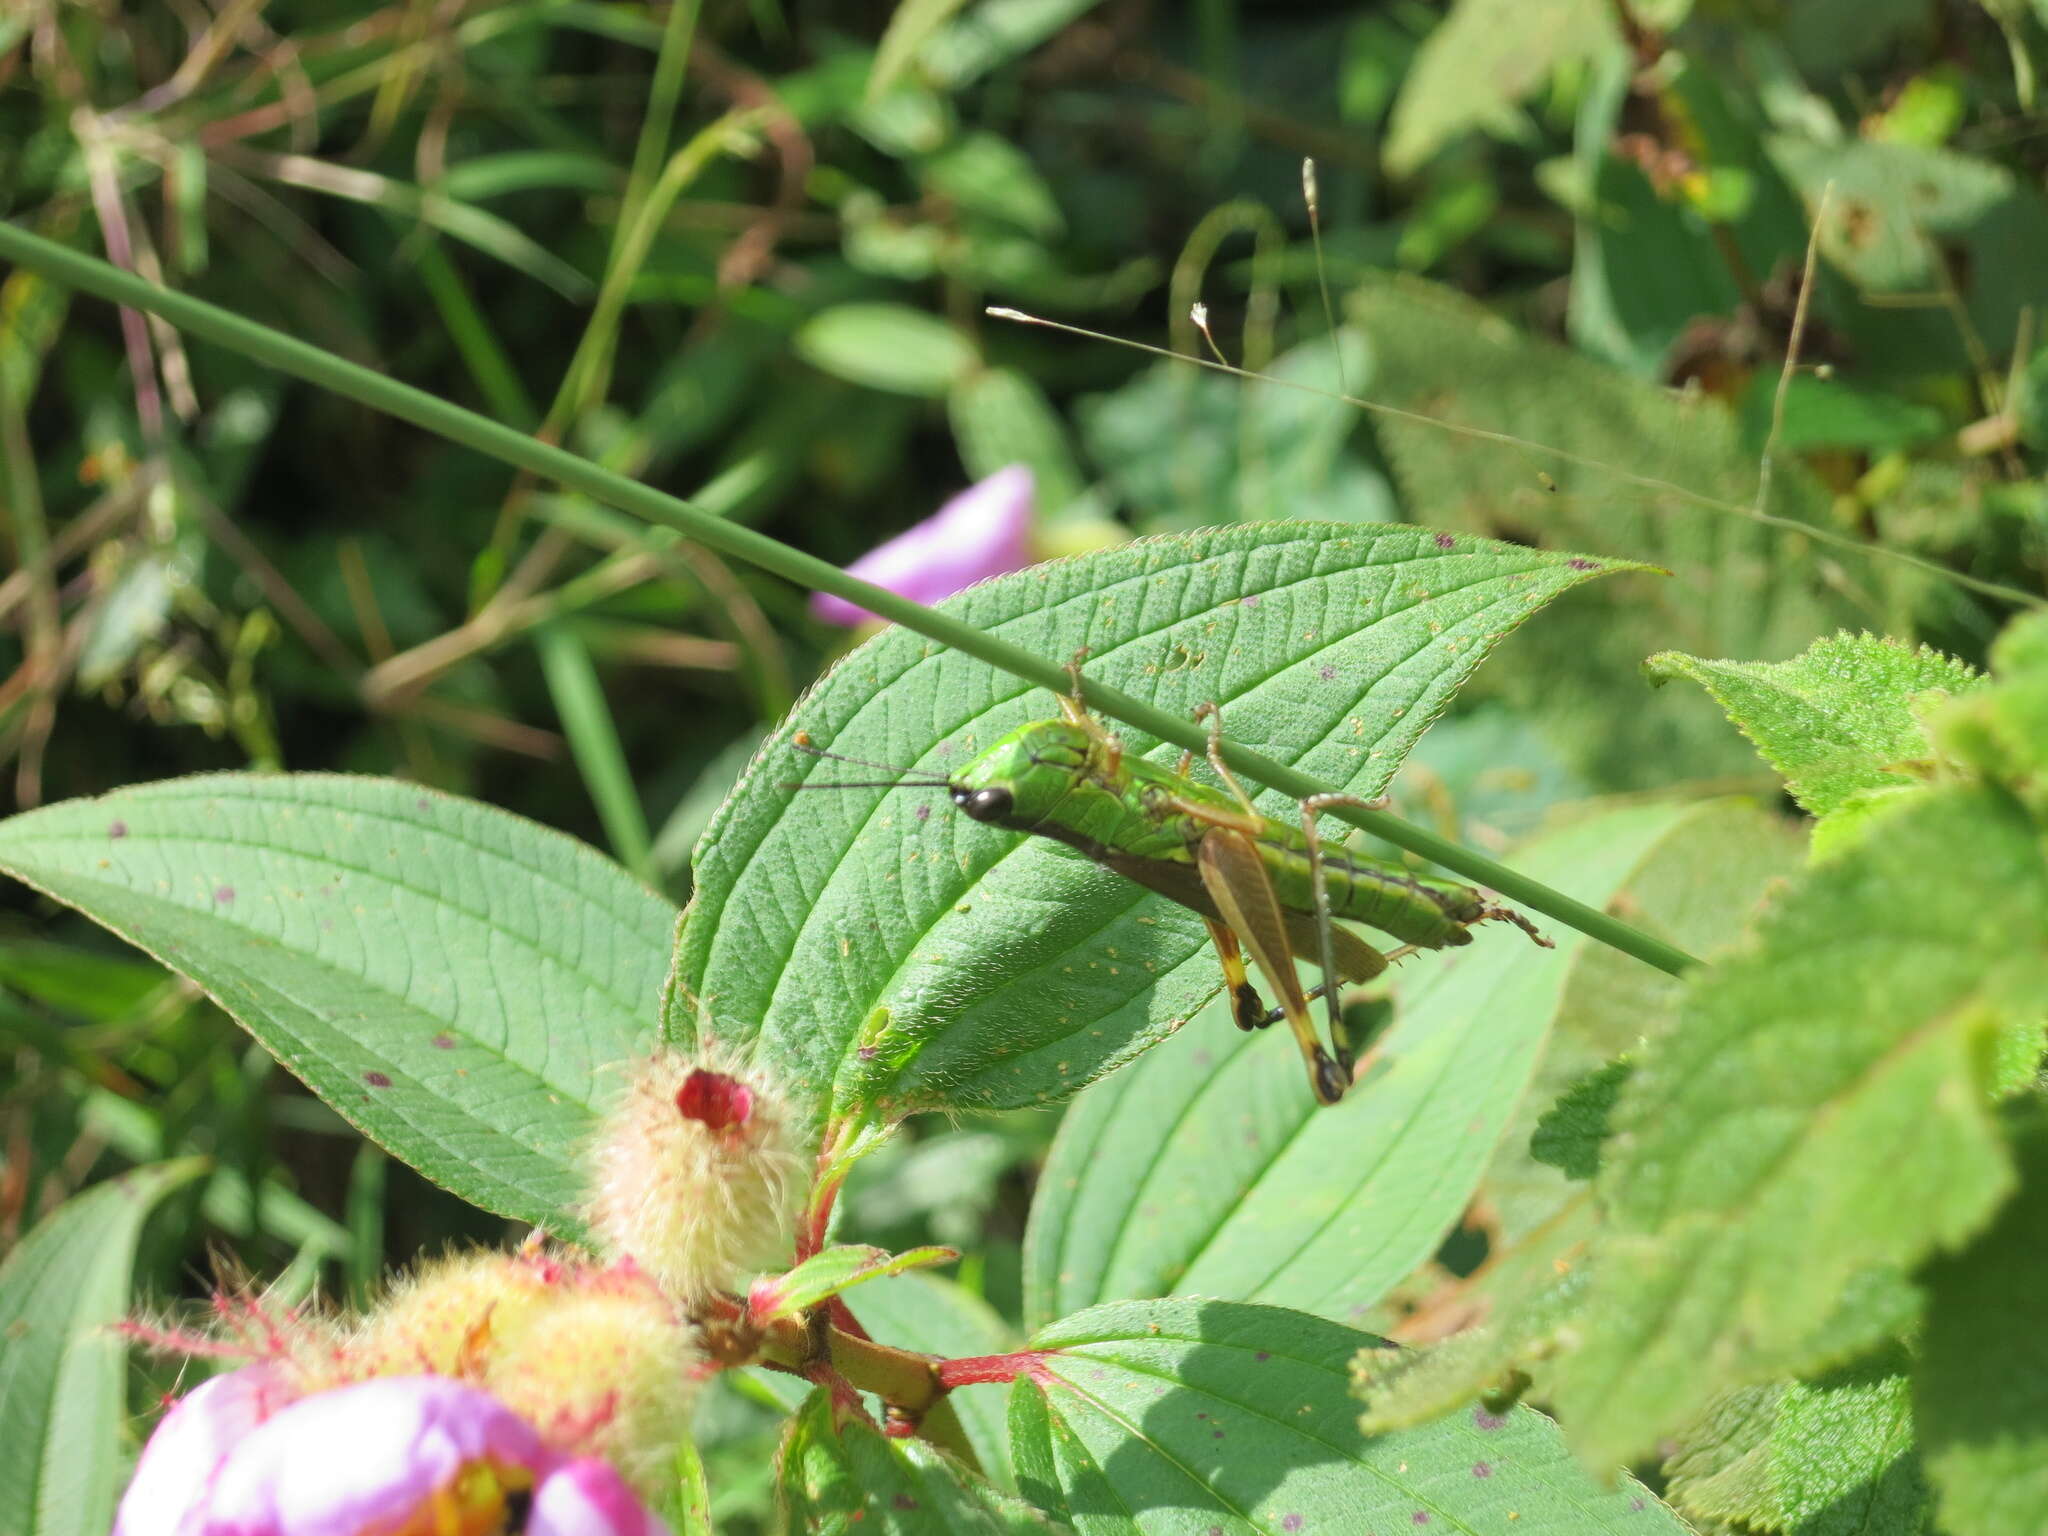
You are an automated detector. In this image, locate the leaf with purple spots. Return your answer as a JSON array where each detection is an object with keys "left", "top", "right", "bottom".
[
  {"left": 677, "top": 523, "right": 1635, "bottom": 1140},
  {"left": 0, "top": 775, "right": 678, "bottom": 1233},
  {"left": 1008, "top": 1298, "right": 1684, "bottom": 1534},
  {"left": 1023, "top": 801, "right": 1708, "bottom": 1331}
]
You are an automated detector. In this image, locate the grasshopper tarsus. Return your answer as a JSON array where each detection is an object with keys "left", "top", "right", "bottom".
[
  {"left": 1486, "top": 905, "right": 1553, "bottom": 947},
  {"left": 1232, "top": 984, "right": 1270, "bottom": 1032},
  {"left": 1311, "top": 1047, "right": 1350, "bottom": 1106}
]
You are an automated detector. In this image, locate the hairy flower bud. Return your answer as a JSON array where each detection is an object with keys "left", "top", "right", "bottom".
[
  {"left": 338, "top": 1250, "right": 699, "bottom": 1500},
  {"left": 344, "top": 1249, "right": 561, "bottom": 1382},
  {"left": 584, "top": 1049, "right": 806, "bottom": 1306},
  {"left": 482, "top": 1272, "right": 701, "bottom": 1494}
]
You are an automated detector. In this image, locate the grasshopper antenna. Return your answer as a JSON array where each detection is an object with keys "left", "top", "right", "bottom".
[{"left": 786, "top": 734, "right": 949, "bottom": 787}]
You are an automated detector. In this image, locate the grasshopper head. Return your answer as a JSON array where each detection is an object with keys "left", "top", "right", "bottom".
[{"left": 950, "top": 720, "right": 1093, "bottom": 827}]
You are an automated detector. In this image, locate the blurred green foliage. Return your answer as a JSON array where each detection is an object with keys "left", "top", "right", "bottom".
[{"left": 5, "top": 1, "right": 2048, "bottom": 1529}]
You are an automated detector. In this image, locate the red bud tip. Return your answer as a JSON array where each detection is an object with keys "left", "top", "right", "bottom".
[{"left": 675, "top": 1069, "right": 753, "bottom": 1132}]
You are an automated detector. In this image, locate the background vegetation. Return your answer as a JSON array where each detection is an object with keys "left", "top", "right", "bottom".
[{"left": 4, "top": 2, "right": 2048, "bottom": 1532}]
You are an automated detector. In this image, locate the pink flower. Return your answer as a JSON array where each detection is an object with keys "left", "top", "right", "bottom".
[
  {"left": 115, "top": 1366, "right": 292, "bottom": 1536},
  {"left": 115, "top": 1374, "right": 668, "bottom": 1536},
  {"left": 811, "top": 465, "right": 1036, "bottom": 626},
  {"left": 529, "top": 1460, "right": 670, "bottom": 1536}
]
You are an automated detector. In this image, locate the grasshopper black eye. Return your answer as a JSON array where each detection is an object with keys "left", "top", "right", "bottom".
[{"left": 955, "top": 786, "right": 1014, "bottom": 823}]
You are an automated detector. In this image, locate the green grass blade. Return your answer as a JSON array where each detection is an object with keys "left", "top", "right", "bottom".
[
  {"left": 0, "top": 220, "right": 1696, "bottom": 978},
  {"left": 535, "top": 622, "right": 655, "bottom": 882}
]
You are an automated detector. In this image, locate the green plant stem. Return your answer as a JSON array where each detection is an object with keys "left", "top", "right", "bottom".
[{"left": 0, "top": 221, "right": 1700, "bottom": 978}]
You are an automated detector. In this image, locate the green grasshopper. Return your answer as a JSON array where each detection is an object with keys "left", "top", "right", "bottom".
[{"left": 791, "top": 674, "right": 1547, "bottom": 1106}]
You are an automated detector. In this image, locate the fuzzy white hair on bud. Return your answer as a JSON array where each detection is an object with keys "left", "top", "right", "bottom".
[{"left": 583, "top": 1048, "right": 808, "bottom": 1307}]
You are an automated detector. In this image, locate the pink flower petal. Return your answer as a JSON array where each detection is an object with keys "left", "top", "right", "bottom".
[
  {"left": 116, "top": 1365, "right": 291, "bottom": 1536},
  {"left": 195, "top": 1376, "right": 556, "bottom": 1536},
  {"left": 530, "top": 1460, "right": 672, "bottom": 1536},
  {"left": 811, "top": 465, "right": 1036, "bottom": 626}
]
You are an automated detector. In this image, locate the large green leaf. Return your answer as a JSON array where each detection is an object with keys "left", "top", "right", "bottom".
[
  {"left": 1349, "top": 273, "right": 1859, "bottom": 790},
  {"left": 1485, "top": 800, "right": 1808, "bottom": 1236},
  {"left": 1008, "top": 1298, "right": 1683, "bottom": 1534},
  {"left": 1556, "top": 785, "right": 2044, "bottom": 1467},
  {"left": 0, "top": 1161, "right": 205, "bottom": 1536},
  {"left": 0, "top": 776, "right": 677, "bottom": 1230},
  {"left": 672, "top": 524, "right": 1630, "bottom": 1138},
  {"left": 1914, "top": 1103, "right": 2048, "bottom": 1536},
  {"left": 1646, "top": 633, "right": 1982, "bottom": 819},
  {"left": 777, "top": 1388, "right": 1068, "bottom": 1534},
  {"left": 1021, "top": 799, "right": 1699, "bottom": 1329}
]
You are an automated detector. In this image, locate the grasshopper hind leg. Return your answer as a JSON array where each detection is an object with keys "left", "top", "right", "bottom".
[
  {"left": 1299, "top": 793, "right": 1393, "bottom": 1074},
  {"left": 1203, "top": 917, "right": 1271, "bottom": 1031},
  {"left": 1195, "top": 826, "right": 1349, "bottom": 1106}
]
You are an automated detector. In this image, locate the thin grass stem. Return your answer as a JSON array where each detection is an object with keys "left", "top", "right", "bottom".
[{"left": 0, "top": 220, "right": 1700, "bottom": 977}]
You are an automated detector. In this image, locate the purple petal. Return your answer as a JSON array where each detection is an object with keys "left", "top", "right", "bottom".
[
  {"left": 530, "top": 1460, "right": 672, "bottom": 1536},
  {"left": 811, "top": 465, "right": 1035, "bottom": 626},
  {"left": 196, "top": 1376, "right": 556, "bottom": 1536},
  {"left": 116, "top": 1366, "right": 291, "bottom": 1536}
]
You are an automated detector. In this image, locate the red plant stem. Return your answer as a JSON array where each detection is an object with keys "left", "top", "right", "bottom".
[
  {"left": 937, "top": 1350, "right": 1056, "bottom": 1390},
  {"left": 798, "top": 1161, "right": 845, "bottom": 1263}
]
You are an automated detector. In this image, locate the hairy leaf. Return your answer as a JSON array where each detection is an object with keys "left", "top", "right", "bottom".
[
  {"left": 1009, "top": 1298, "right": 1683, "bottom": 1533},
  {"left": 1662, "top": 1385, "right": 1787, "bottom": 1533},
  {"left": 0, "top": 1161, "right": 205, "bottom": 1536},
  {"left": 1021, "top": 800, "right": 1695, "bottom": 1329},
  {"left": 673, "top": 524, "right": 1631, "bottom": 1138},
  {"left": 0, "top": 777, "right": 677, "bottom": 1231},
  {"left": 777, "top": 1389, "right": 1066, "bottom": 1534},
  {"left": 1914, "top": 1103, "right": 2048, "bottom": 1536},
  {"left": 1773, "top": 1349, "right": 1931, "bottom": 1536},
  {"left": 1770, "top": 139, "right": 2013, "bottom": 292},
  {"left": 1646, "top": 633, "right": 1981, "bottom": 818},
  {"left": 1557, "top": 786, "right": 2042, "bottom": 1466},
  {"left": 1482, "top": 800, "right": 1805, "bottom": 1243}
]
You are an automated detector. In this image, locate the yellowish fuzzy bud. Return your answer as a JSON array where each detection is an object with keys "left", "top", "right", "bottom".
[
  {"left": 344, "top": 1249, "right": 560, "bottom": 1382},
  {"left": 483, "top": 1269, "right": 701, "bottom": 1496},
  {"left": 336, "top": 1249, "right": 702, "bottom": 1501},
  {"left": 584, "top": 1048, "right": 807, "bottom": 1305}
]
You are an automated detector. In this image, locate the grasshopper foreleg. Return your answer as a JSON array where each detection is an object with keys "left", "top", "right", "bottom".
[
  {"left": 1192, "top": 701, "right": 1262, "bottom": 818},
  {"left": 1058, "top": 650, "right": 1122, "bottom": 776}
]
